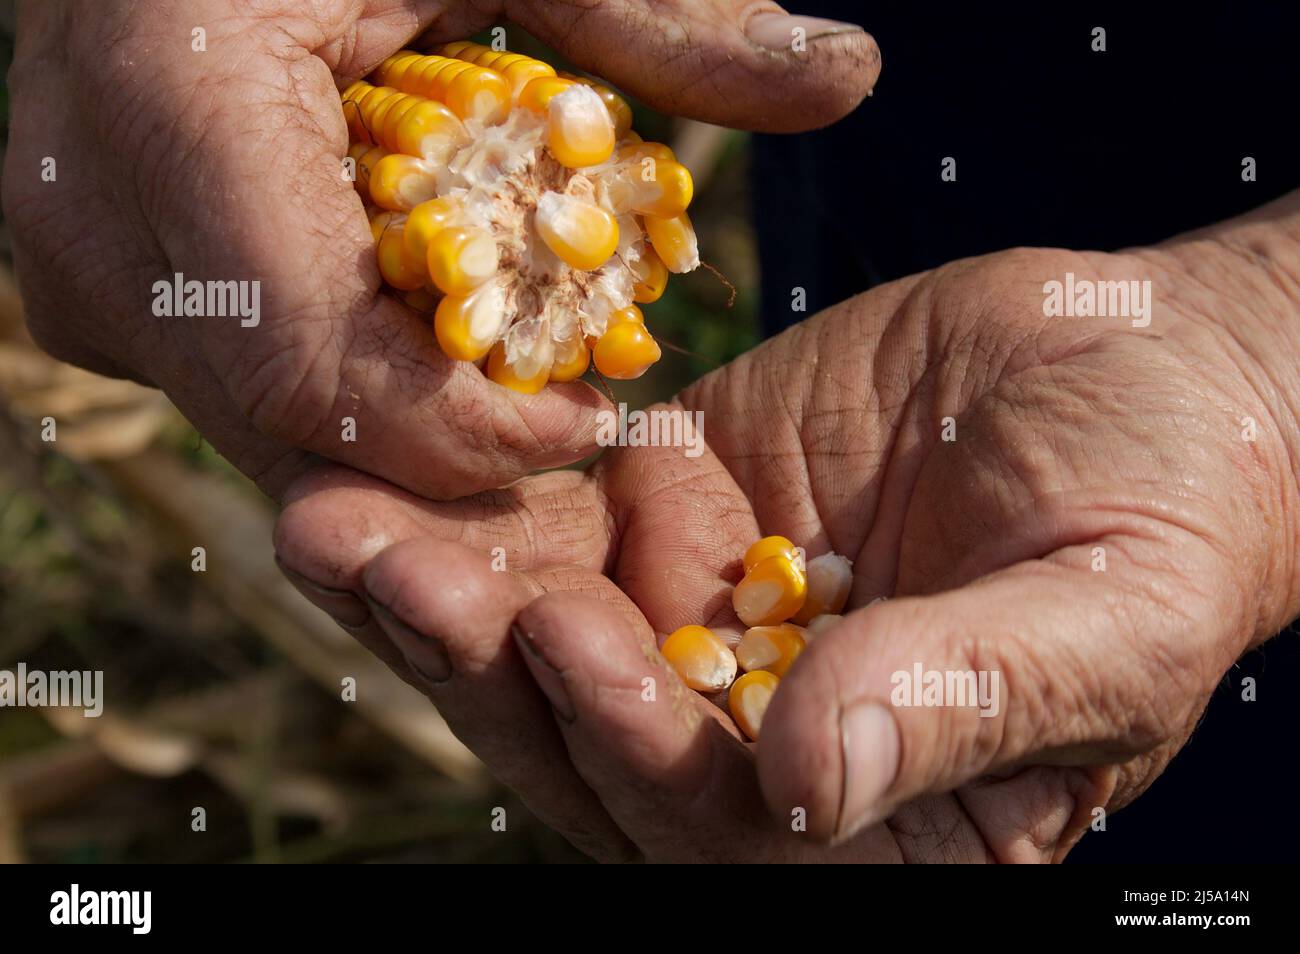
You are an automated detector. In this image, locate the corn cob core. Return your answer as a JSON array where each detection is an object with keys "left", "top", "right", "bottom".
[{"left": 341, "top": 43, "right": 700, "bottom": 390}]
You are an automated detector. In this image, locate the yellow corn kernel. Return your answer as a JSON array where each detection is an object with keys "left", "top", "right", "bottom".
[
  {"left": 394, "top": 98, "right": 468, "bottom": 161},
  {"left": 618, "top": 141, "right": 677, "bottom": 163},
  {"left": 433, "top": 282, "right": 506, "bottom": 362},
  {"left": 377, "top": 227, "right": 427, "bottom": 291},
  {"left": 733, "top": 554, "right": 807, "bottom": 627},
  {"left": 426, "top": 226, "right": 498, "bottom": 297},
  {"left": 792, "top": 553, "right": 854, "bottom": 625},
  {"left": 546, "top": 84, "right": 616, "bottom": 167},
  {"left": 593, "top": 321, "right": 661, "bottom": 380},
  {"left": 660, "top": 625, "right": 737, "bottom": 692},
  {"left": 369, "top": 209, "right": 398, "bottom": 243},
  {"left": 439, "top": 40, "right": 475, "bottom": 59},
  {"left": 380, "top": 94, "right": 421, "bottom": 147},
  {"left": 548, "top": 335, "right": 590, "bottom": 382},
  {"left": 534, "top": 192, "right": 619, "bottom": 271},
  {"left": 356, "top": 145, "right": 389, "bottom": 202},
  {"left": 558, "top": 72, "right": 633, "bottom": 138},
  {"left": 369, "top": 92, "right": 411, "bottom": 146},
  {"left": 517, "top": 76, "right": 575, "bottom": 114},
  {"left": 376, "top": 51, "right": 421, "bottom": 87},
  {"left": 499, "top": 58, "right": 558, "bottom": 99},
  {"left": 403, "top": 196, "right": 463, "bottom": 266},
  {"left": 630, "top": 160, "right": 693, "bottom": 218},
  {"left": 368, "top": 154, "right": 437, "bottom": 212},
  {"left": 486, "top": 341, "right": 550, "bottom": 394},
  {"left": 644, "top": 211, "right": 700, "bottom": 273},
  {"left": 742, "top": 535, "right": 800, "bottom": 574},
  {"left": 736, "top": 624, "right": 807, "bottom": 678},
  {"left": 804, "top": 614, "right": 843, "bottom": 642},
  {"left": 444, "top": 66, "right": 511, "bottom": 124},
  {"left": 729, "top": 670, "right": 780, "bottom": 742},
  {"left": 440, "top": 42, "right": 558, "bottom": 98},
  {"left": 607, "top": 304, "right": 644, "bottom": 326},
  {"left": 631, "top": 250, "right": 669, "bottom": 303}
]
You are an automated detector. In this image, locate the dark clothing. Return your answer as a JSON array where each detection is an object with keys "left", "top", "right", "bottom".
[{"left": 752, "top": 2, "right": 1300, "bottom": 862}]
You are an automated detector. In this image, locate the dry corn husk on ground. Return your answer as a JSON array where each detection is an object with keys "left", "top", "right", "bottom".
[{"left": 345, "top": 42, "right": 701, "bottom": 392}]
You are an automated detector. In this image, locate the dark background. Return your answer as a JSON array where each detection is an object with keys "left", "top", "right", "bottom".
[{"left": 754, "top": 1, "right": 1300, "bottom": 862}]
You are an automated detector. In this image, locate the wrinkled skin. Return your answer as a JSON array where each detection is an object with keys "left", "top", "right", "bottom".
[
  {"left": 275, "top": 201, "right": 1300, "bottom": 861},
  {"left": 2, "top": 0, "right": 879, "bottom": 498}
]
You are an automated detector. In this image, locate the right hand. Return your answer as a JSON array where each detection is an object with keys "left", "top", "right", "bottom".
[
  {"left": 2, "top": 0, "right": 879, "bottom": 498},
  {"left": 275, "top": 236, "right": 1300, "bottom": 861}
]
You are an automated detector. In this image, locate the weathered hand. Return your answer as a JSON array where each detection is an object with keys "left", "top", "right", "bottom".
[
  {"left": 2, "top": 0, "right": 878, "bottom": 498},
  {"left": 274, "top": 199, "right": 1300, "bottom": 861}
]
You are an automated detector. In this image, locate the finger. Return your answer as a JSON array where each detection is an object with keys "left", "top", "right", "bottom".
[
  {"left": 513, "top": 590, "right": 893, "bottom": 861},
  {"left": 497, "top": 0, "right": 881, "bottom": 132},
  {"left": 362, "top": 537, "right": 638, "bottom": 862},
  {"left": 274, "top": 463, "right": 614, "bottom": 587},
  {"left": 594, "top": 412, "right": 757, "bottom": 639},
  {"left": 757, "top": 547, "right": 1236, "bottom": 843}
]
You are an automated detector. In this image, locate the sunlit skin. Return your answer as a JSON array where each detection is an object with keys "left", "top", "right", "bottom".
[{"left": 276, "top": 195, "right": 1300, "bottom": 861}]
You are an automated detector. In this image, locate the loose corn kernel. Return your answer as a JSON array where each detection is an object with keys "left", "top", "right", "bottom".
[
  {"left": 534, "top": 192, "right": 619, "bottom": 270},
  {"left": 546, "top": 84, "right": 616, "bottom": 168},
  {"left": 426, "top": 225, "right": 498, "bottom": 296},
  {"left": 377, "top": 226, "right": 428, "bottom": 291},
  {"left": 434, "top": 281, "right": 508, "bottom": 362},
  {"left": 792, "top": 553, "right": 854, "bottom": 625},
  {"left": 549, "top": 335, "right": 591, "bottom": 382},
  {"left": 804, "top": 613, "right": 843, "bottom": 642},
  {"left": 403, "top": 196, "right": 463, "bottom": 265},
  {"left": 593, "top": 321, "right": 661, "bottom": 380},
  {"left": 743, "top": 536, "right": 801, "bottom": 574},
  {"left": 644, "top": 211, "right": 700, "bottom": 273},
  {"left": 631, "top": 250, "right": 668, "bottom": 303},
  {"left": 368, "top": 154, "right": 438, "bottom": 212},
  {"left": 729, "top": 670, "right": 780, "bottom": 741},
  {"left": 738, "top": 629, "right": 806, "bottom": 681},
  {"left": 733, "top": 554, "right": 807, "bottom": 627},
  {"left": 736, "top": 624, "right": 807, "bottom": 678},
  {"left": 661, "top": 625, "right": 737, "bottom": 692},
  {"left": 487, "top": 341, "right": 549, "bottom": 393}
]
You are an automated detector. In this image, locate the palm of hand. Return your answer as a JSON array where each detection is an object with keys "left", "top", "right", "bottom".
[{"left": 277, "top": 247, "right": 1284, "bottom": 861}]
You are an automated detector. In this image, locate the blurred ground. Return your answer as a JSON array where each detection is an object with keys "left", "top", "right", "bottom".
[{"left": 0, "top": 25, "right": 757, "bottom": 863}]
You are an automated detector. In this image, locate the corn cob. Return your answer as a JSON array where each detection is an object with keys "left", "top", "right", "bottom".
[
  {"left": 657, "top": 538, "right": 855, "bottom": 741},
  {"left": 341, "top": 42, "right": 700, "bottom": 392}
]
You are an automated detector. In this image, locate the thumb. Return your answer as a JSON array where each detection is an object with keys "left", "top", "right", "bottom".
[
  {"left": 505, "top": 0, "right": 881, "bottom": 132},
  {"left": 755, "top": 557, "right": 1233, "bottom": 842}
]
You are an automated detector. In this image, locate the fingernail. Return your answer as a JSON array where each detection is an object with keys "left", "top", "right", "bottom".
[
  {"left": 511, "top": 624, "right": 575, "bottom": 723},
  {"left": 745, "top": 12, "right": 863, "bottom": 51},
  {"left": 367, "top": 598, "right": 451, "bottom": 684},
  {"left": 277, "top": 558, "right": 370, "bottom": 628},
  {"left": 836, "top": 701, "right": 900, "bottom": 840}
]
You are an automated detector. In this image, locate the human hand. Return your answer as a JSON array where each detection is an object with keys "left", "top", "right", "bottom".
[
  {"left": 2, "top": 0, "right": 879, "bottom": 498},
  {"left": 273, "top": 197, "right": 1300, "bottom": 861}
]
